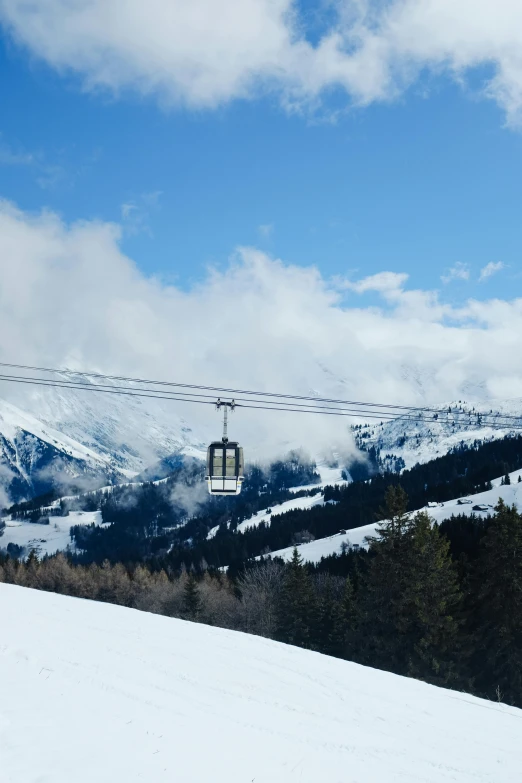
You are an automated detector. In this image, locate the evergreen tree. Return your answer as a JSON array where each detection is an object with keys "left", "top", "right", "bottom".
[
  {"left": 405, "top": 512, "right": 462, "bottom": 685},
  {"left": 470, "top": 500, "right": 522, "bottom": 706},
  {"left": 276, "top": 548, "right": 317, "bottom": 649},
  {"left": 182, "top": 573, "right": 202, "bottom": 620},
  {"left": 357, "top": 487, "right": 462, "bottom": 686},
  {"left": 356, "top": 486, "right": 415, "bottom": 673},
  {"left": 314, "top": 576, "right": 355, "bottom": 658}
]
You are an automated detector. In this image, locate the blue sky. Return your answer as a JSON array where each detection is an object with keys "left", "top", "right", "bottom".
[
  {"left": 2, "top": 1, "right": 522, "bottom": 433},
  {"left": 0, "top": 2, "right": 521, "bottom": 302}
]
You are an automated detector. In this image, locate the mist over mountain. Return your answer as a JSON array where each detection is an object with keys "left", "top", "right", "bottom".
[{"left": 2, "top": 374, "right": 521, "bottom": 510}]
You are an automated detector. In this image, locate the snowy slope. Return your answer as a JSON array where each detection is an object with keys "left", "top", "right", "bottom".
[
  {"left": 288, "top": 463, "right": 349, "bottom": 493},
  {"left": 208, "top": 492, "right": 328, "bottom": 540},
  {"left": 0, "top": 510, "right": 102, "bottom": 557},
  {"left": 355, "top": 400, "right": 522, "bottom": 471},
  {"left": 0, "top": 378, "right": 208, "bottom": 474},
  {"left": 0, "top": 584, "right": 520, "bottom": 783},
  {"left": 207, "top": 463, "right": 347, "bottom": 540},
  {"left": 0, "top": 398, "right": 128, "bottom": 503},
  {"left": 265, "top": 468, "right": 522, "bottom": 564},
  {"left": 0, "top": 377, "right": 208, "bottom": 503}
]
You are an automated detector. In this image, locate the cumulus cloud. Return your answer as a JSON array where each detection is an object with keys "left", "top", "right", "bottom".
[
  {"left": 441, "top": 263, "right": 470, "bottom": 285},
  {"left": 2, "top": 1, "right": 522, "bottom": 123},
  {"left": 343, "top": 271, "right": 409, "bottom": 298},
  {"left": 479, "top": 261, "right": 506, "bottom": 281},
  {"left": 0, "top": 199, "right": 522, "bottom": 463}
]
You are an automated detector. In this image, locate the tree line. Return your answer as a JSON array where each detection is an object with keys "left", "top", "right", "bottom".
[
  {"left": 2, "top": 486, "right": 521, "bottom": 709},
  {"left": 173, "top": 434, "right": 522, "bottom": 572}
]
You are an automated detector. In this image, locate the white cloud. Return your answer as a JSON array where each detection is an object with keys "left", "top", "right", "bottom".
[
  {"left": 479, "top": 261, "right": 505, "bottom": 281},
  {"left": 441, "top": 263, "right": 470, "bottom": 285},
  {"left": 0, "top": 199, "right": 522, "bottom": 461},
  {"left": 2, "top": 1, "right": 522, "bottom": 123},
  {"left": 343, "top": 271, "right": 409, "bottom": 298}
]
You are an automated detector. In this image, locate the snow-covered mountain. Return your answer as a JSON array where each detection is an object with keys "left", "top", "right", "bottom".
[
  {"left": 354, "top": 400, "right": 522, "bottom": 472},
  {"left": 2, "top": 374, "right": 521, "bottom": 509},
  {"left": 0, "top": 378, "right": 208, "bottom": 504},
  {"left": 1, "top": 582, "right": 519, "bottom": 782},
  {"left": 7, "top": 377, "right": 208, "bottom": 471},
  {"left": 0, "top": 398, "right": 127, "bottom": 504}
]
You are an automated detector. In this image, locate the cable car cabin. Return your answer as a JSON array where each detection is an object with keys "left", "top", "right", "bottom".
[{"left": 206, "top": 441, "right": 244, "bottom": 495}]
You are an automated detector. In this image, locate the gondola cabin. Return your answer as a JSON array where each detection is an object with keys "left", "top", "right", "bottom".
[{"left": 206, "top": 441, "right": 244, "bottom": 495}]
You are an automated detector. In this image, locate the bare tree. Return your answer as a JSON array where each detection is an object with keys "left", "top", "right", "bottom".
[{"left": 238, "top": 561, "right": 285, "bottom": 637}]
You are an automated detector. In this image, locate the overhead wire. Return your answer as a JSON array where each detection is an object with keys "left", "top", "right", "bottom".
[
  {"left": 0, "top": 368, "right": 521, "bottom": 430},
  {"left": 1, "top": 370, "right": 517, "bottom": 426},
  {"left": 1, "top": 359, "right": 521, "bottom": 423}
]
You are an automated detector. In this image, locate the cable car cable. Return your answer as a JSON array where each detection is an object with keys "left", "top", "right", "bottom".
[
  {"left": 1, "top": 371, "right": 518, "bottom": 427},
  {"left": 0, "top": 372, "right": 521, "bottom": 430},
  {"left": 1, "top": 360, "right": 521, "bottom": 423}
]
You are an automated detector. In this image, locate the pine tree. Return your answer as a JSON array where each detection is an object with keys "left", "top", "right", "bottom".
[
  {"left": 357, "top": 487, "right": 462, "bottom": 686},
  {"left": 182, "top": 573, "right": 202, "bottom": 621},
  {"left": 470, "top": 500, "right": 522, "bottom": 706},
  {"left": 315, "top": 577, "right": 354, "bottom": 658},
  {"left": 276, "top": 548, "right": 317, "bottom": 649},
  {"left": 405, "top": 513, "right": 462, "bottom": 685},
  {"left": 356, "top": 486, "right": 415, "bottom": 673}
]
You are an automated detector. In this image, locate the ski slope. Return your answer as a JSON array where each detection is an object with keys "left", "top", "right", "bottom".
[
  {"left": 0, "top": 511, "right": 102, "bottom": 557},
  {"left": 0, "top": 584, "right": 520, "bottom": 783},
  {"left": 265, "top": 469, "right": 522, "bottom": 564}
]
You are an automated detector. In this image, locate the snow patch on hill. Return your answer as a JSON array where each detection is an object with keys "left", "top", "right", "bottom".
[
  {"left": 265, "top": 468, "right": 522, "bottom": 564},
  {"left": 0, "top": 510, "right": 102, "bottom": 558},
  {"left": 0, "top": 583, "right": 520, "bottom": 782},
  {"left": 208, "top": 462, "right": 347, "bottom": 540}
]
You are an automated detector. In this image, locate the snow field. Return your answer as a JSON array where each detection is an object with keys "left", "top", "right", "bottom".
[
  {"left": 209, "top": 463, "right": 347, "bottom": 540},
  {"left": 0, "top": 583, "right": 520, "bottom": 783},
  {"left": 264, "top": 469, "right": 522, "bottom": 564},
  {"left": 0, "top": 510, "right": 102, "bottom": 557}
]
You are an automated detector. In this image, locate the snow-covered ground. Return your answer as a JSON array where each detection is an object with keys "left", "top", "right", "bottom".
[
  {"left": 237, "top": 492, "right": 327, "bottom": 534},
  {"left": 0, "top": 510, "right": 102, "bottom": 557},
  {"left": 264, "top": 469, "right": 522, "bottom": 564},
  {"left": 208, "top": 463, "right": 347, "bottom": 540},
  {"left": 0, "top": 583, "right": 520, "bottom": 783},
  {"left": 288, "top": 463, "right": 349, "bottom": 493}
]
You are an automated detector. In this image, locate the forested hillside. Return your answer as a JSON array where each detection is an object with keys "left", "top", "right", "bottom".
[
  {"left": 163, "top": 435, "right": 522, "bottom": 571},
  {"left": 2, "top": 487, "right": 521, "bottom": 710}
]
